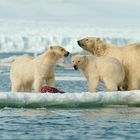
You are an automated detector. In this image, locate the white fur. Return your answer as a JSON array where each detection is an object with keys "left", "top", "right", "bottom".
[
  {"left": 72, "top": 55, "right": 125, "bottom": 92},
  {"left": 78, "top": 37, "right": 140, "bottom": 90},
  {"left": 10, "top": 46, "right": 69, "bottom": 93}
]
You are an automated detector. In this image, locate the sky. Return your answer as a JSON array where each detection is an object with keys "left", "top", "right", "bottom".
[{"left": 0, "top": 0, "right": 140, "bottom": 27}]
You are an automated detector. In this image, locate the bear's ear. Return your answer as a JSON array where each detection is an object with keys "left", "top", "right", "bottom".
[
  {"left": 93, "top": 43, "right": 104, "bottom": 55},
  {"left": 96, "top": 37, "right": 100, "bottom": 42},
  {"left": 50, "top": 46, "right": 53, "bottom": 50}
]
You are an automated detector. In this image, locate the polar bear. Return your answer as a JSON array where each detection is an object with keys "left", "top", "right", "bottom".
[
  {"left": 71, "top": 55, "right": 125, "bottom": 92},
  {"left": 10, "top": 46, "right": 69, "bottom": 93},
  {"left": 77, "top": 37, "right": 140, "bottom": 90}
]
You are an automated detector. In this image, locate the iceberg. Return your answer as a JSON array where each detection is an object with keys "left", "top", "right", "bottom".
[
  {"left": 0, "top": 20, "right": 140, "bottom": 54},
  {"left": 0, "top": 91, "right": 140, "bottom": 108}
]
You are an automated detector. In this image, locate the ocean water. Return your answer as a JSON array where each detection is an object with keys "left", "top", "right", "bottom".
[
  {"left": 1, "top": 107, "right": 140, "bottom": 140},
  {"left": 0, "top": 55, "right": 140, "bottom": 139}
]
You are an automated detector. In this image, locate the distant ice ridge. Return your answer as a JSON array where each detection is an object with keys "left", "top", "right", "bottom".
[
  {"left": 0, "top": 91, "right": 140, "bottom": 108},
  {"left": 0, "top": 20, "right": 140, "bottom": 54}
]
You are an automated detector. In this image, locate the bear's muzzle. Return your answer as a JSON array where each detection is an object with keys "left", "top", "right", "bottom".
[
  {"left": 64, "top": 52, "right": 70, "bottom": 57},
  {"left": 77, "top": 40, "right": 83, "bottom": 46},
  {"left": 73, "top": 65, "right": 78, "bottom": 70}
]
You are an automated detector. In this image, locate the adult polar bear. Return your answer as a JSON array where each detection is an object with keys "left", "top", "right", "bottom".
[
  {"left": 72, "top": 55, "right": 125, "bottom": 92},
  {"left": 10, "top": 46, "right": 69, "bottom": 93},
  {"left": 77, "top": 37, "right": 140, "bottom": 90}
]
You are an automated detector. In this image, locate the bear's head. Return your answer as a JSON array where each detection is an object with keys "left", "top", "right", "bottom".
[
  {"left": 77, "top": 37, "right": 106, "bottom": 56},
  {"left": 71, "top": 55, "right": 86, "bottom": 70},
  {"left": 48, "top": 46, "right": 70, "bottom": 58}
]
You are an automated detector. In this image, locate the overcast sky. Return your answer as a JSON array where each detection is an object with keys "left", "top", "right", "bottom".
[{"left": 0, "top": 0, "right": 140, "bottom": 27}]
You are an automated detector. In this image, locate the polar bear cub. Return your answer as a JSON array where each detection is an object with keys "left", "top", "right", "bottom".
[
  {"left": 10, "top": 46, "right": 69, "bottom": 93},
  {"left": 71, "top": 55, "right": 125, "bottom": 92}
]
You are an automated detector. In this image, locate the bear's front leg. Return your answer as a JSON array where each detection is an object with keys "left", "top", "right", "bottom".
[
  {"left": 88, "top": 78, "right": 99, "bottom": 93},
  {"left": 23, "top": 82, "right": 32, "bottom": 92},
  {"left": 34, "top": 78, "right": 44, "bottom": 93},
  {"left": 46, "top": 76, "right": 55, "bottom": 87},
  {"left": 125, "top": 72, "right": 139, "bottom": 90}
]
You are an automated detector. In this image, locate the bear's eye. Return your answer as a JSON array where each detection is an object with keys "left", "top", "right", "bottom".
[
  {"left": 61, "top": 49, "right": 64, "bottom": 51},
  {"left": 85, "top": 39, "right": 88, "bottom": 42},
  {"left": 78, "top": 60, "right": 80, "bottom": 63}
]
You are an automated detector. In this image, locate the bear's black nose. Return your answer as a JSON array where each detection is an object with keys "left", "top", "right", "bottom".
[
  {"left": 64, "top": 52, "right": 70, "bottom": 57},
  {"left": 73, "top": 65, "right": 78, "bottom": 70},
  {"left": 77, "top": 40, "right": 81, "bottom": 46}
]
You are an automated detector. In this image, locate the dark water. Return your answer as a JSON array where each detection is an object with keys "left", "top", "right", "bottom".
[
  {"left": 0, "top": 107, "right": 140, "bottom": 139},
  {"left": 0, "top": 56, "right": 140, "bottom": 139}
]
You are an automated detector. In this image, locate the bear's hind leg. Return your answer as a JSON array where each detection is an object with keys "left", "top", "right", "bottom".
[
  {"left": 11, "top": 81, "right": 22, "bottom": 92},
  {"left": 103, "top": 78, "right": 118, "bottom": 92}
]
